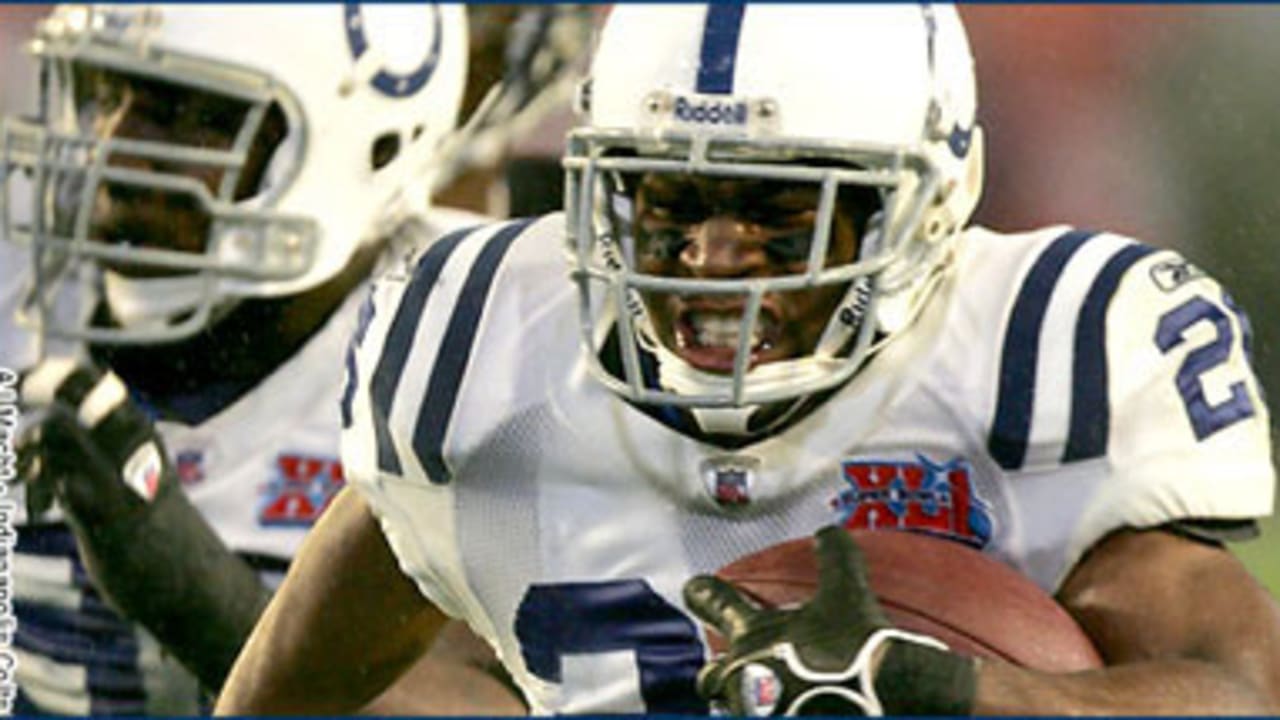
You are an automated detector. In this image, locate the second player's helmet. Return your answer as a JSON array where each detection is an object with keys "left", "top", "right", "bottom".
[
  {"left": 1, "top": 3, "right": 467, "bottom": 342},
  {"left": 565, "top": 4, "right": 983, "bottom": 422}
]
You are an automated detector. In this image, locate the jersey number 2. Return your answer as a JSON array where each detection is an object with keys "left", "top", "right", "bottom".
[
  {"left": 514, "top": 580, "right": 707, "bottom": 713},
  {"left": 1155, "top": 295, "right": 1255, "bottom": 440}
]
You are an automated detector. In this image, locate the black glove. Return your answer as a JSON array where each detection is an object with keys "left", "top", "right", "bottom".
[
  {"left": 683, "top": 526, "right": 977, "bottom": 716},
  {"left": 17, "top": 357, "right": 271, "bottom": 691},
  {"left": 18, "top": 358, "right": 167, "bottom": 522}
]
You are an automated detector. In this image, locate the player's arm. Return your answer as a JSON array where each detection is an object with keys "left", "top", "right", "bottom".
[
  {"left": 973, "top": 525, "right": 1280, "bottom": 713},
  {"left": 969, "top": 247, "right": 1280, "bottom": 712},
  {"left": 18, "top": 359, "right": 270, "bottom": 692},
  {"left": 365, "top": 620, "right": 528, "bottom": 715},
  {"left": 687, "top": 524, "right": 1280, "bottom": 715},
  {"left": 216, "top": 485, "right": 449, "bottom": 715}
]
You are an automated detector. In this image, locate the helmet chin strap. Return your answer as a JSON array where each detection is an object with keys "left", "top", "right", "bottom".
[
  {"left": 650, "top": 340, "right": 849, "bottom": 436},
  {"left": 102, "top": 270, "right": 219, "bottom": 332}
]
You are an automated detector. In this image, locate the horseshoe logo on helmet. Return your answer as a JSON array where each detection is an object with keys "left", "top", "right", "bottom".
[{"left": 342, "top": 3, "right": 442, "bottom": 98}]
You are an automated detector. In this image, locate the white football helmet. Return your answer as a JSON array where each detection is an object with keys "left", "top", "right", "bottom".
[
  {"left": 0, "top": 3, "right": 467, "bottom": 343},
  {"left": 565, "top": 4, "right": 983, "bottom": 426}
]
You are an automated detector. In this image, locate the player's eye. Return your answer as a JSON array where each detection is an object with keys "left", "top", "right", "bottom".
[
  {"left": 764, "top": 231, "right": 813, "bottom": 264},
  {"left": 639, "top": 227, "right": 690, "bottom": 262}
]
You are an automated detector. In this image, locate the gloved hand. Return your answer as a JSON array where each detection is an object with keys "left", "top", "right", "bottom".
[
  {"left": 17, "top": 357, "right": 169, "bottom": 522},
  {"left": 16, "top": 357, "right": 271, "bottom": 692},
  {"left": 683, "top": 526, "right": 977, "bottom": 716}
]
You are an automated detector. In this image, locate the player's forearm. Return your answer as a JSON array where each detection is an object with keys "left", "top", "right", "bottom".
[
  {"left": 68, "top": 476, "right": 270, "bottom": 692},
  {"left": 219, "top": 487, "right": 452, "bottom": 715},
  {"left": 18, "top": 363, "right": 272, "bottom": 691},
  {"left": 217, "top": 594, "right": 423, "bottom": 715},
  {"left": 974, "top": 657, "right": 1278, "bottom": 715},
  {"left": 361, "top": 636, "right": 528, "bottom": 716}
]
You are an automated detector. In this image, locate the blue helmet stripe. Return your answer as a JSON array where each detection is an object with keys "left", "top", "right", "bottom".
[
  {"left": 696, "top": 3, "right": 747, "bottom": 95},
  {"left": 1064, "top": 242, "right": 1156, "bottom": 462},
  {"left": 988, "top": 229, "right": 1098, "bottom": 471},
  {"left": 370, "top": 225, "right": 479, "bottom": 476},
  {"left": 413, "top": 217, "right": 538, "bottom": 485}
]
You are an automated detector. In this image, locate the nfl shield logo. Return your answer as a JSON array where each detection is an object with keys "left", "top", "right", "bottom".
[
  {"left": 714, "top": 469, "right": 749, "bottom": 505},
  {"left": 175, "top": 449, "right": 205, "bottom": 487},
  {"left": 701, "top": 456, "right": 760, "bottom": 507}
]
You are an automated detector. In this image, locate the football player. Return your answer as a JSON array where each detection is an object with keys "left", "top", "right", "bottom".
[
  {"left": 218, "top": 5, "right": 1280, "bottom": 715},
  {"left": 3, "top": 4, "right": 527, "bottom": 715}
]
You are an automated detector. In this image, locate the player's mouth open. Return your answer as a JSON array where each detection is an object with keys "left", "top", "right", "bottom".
[{"left": 674, "top": 308, "right": 781, "bottom": 373}]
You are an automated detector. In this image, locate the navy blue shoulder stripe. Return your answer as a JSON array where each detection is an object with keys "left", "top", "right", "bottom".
[
  {"left": 370, "top": 225, "right": 480, "bottom": 476},
  {"left": 1064, "top": 242, "right": 1157, "bottom": 462},
  {"left": 988, "top": 230, "right": 1097, "bottom": 471},
  {"left": 340, "top": 289, "right": 378, "bottom": 429},
  {"left": 414, "top": 217, "right": 539, "bottom": 485},
  {"left": 697, "top": 3, "right": 747, "bottom": 95}
]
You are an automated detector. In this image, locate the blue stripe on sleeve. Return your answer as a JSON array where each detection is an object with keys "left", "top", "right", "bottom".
[
  {"left": 987, "top": 230, "right": 1097, "bottom": 471},
  {"left": 413, "top": 218, "right": 538, "bottom": 485},
  {"left": 1063, "top": 243, "right": 1156, "bottom": 462},
  {"left": 696, "top": 3, "right": 747, "bottom": 95},
  {"left": 340, "top": 290, "right": 378, "bottom": 429},
  {"left": 370, "top": 226, "right": 479, "bottom": 476}
]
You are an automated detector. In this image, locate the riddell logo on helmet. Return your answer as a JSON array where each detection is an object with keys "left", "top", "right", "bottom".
[{"left": 673, "top": 97, "right": 748, "bottom": 126}]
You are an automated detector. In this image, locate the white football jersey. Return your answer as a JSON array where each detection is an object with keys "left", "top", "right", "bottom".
[
  {"left": 343, "top": 214, "right": 1274, "bottom": 714},
  {"left": 12, "top": 207, "right": 487, "bottom": 715}
]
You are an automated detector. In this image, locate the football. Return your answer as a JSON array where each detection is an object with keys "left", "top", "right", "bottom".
[{"left": 711, "top": 528, "right": 1102, "bottom": 671}]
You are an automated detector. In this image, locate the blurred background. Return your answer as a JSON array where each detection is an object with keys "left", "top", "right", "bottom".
[{"left": 1, "top": 5, "right": 1276, "bottom": 592}]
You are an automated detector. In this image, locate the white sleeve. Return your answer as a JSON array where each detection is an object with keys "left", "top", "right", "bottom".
[
  {"left": 1067, "top": 249, "right": 1274, "bottom": 572},
  {"left": 338, "top": 248, "right": 473, "bottom": 621}
]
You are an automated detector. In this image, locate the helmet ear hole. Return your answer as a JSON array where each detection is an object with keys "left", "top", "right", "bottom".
[{"left": 371, "top": 131, "right": 401, "bottom": 171}]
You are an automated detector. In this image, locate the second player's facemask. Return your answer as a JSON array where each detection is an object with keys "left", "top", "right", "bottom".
[
  {"left": 1, "top": 8, "right": 313, "bottom": 344},
  {"left": 1, "top": 4, "right": 469, "bottom": 347}
]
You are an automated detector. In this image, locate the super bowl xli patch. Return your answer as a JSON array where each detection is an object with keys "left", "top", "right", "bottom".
[
  {"left": 259, "top": 453, "right": 345, "bottom": 526},
  {"left": 831, "top": 455, "right": 993, "bottom": 547}
]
